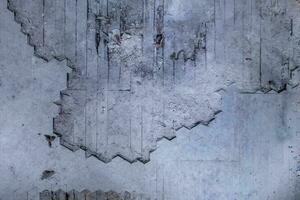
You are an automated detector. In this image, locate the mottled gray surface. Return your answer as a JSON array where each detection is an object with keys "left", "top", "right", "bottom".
[
  {"left": 7, "top": 0, "right": 300, "bottom": 163},
  {"left": 1, "top": 0, "right": 300, "bottom": 199},
  {"left": 8, "top": 0, "right": 223, "bottom": 163},
  {"left": 39, "top": 190, "right": 150, "bottom": 200}
]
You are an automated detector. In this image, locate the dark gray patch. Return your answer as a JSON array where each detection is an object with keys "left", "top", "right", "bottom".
[
  {"left": 41, "top": 170, "right": 55, "bottom": 180},
  {"left": 44, "top": 134, "right": 56, "bottom": 147}
]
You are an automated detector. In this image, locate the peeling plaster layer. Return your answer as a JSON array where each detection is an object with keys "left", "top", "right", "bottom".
[
  {"left": 8, "top": 0, "right": 300, "bottom": 163},
  {"left": 8, "top": 0, "right": 224, "bottom": 163}
]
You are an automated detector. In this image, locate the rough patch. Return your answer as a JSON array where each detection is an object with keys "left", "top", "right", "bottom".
[
  {"left": 40, "top": 190, "right": 150, "bottom": 200},
  {"left": 7, "top": 0, "right": 300, "bottom": 163}
]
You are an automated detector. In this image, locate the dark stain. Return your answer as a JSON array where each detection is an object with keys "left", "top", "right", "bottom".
[
  {"left": 9, "top": 166, "right": 16, "bottom": 177},
  {"left": 133, "top": 64, "right": 154, "bottom": 79},
  {"left": 41, "top": 170, "right": 55, "bottom": 180},
  {"left": 95, "top": 28, "right": 101, "bottom": 54},
  {"left": 41, "top": 189, "right": 136, "bottom": 200},
  {"left": 95, "top": 14, "right": 107, "bottom": 55},
  {"left": 267, "top": 80, "right": 287, "bottom": 93},
  {"left": 65, "top": 192, "right": 70, "bottom": 200},
  {"left": 155, "top": 33, "right": 164, "bottom": 48},
  {"left": 106, "top": 191, "right": 121, "bottom": 200},
  {"left": 290, "top": 18, "right": 293, "bottom": 36},
  {"left": 170, "top": 24, "right": 207, "bottom": 62},
  {"left": 44, "top": 134, "right": 56, "bottom": 147}
]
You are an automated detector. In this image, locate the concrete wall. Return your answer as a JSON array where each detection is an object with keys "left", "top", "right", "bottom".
[{"left": 0, "top": 0, "right": 300, "bottom": 199}]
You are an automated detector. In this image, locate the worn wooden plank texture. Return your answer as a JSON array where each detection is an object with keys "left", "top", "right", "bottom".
[{"left": 8, "top": 0, "right": 300, "bottom": 163}]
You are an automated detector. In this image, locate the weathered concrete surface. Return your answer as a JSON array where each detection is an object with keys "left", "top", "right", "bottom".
[
  {"left": 8, "top": 0, "right": 225, "bottom": 163},
  {"left": 7, "top": 0, "right": 300, "bottom": 163},
  {"left": 1, "top": 0, "right": 300, "bottom": 199},
  {"left": 39, "top": 190, "right": 150, "bottom": 200}
]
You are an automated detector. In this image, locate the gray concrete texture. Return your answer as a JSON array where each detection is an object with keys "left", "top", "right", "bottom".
[
  {"left": 39, "top": 190, "right": 150, "bottom": 200},
  {"left": 0, "top": 0, "right": 300, "bottom": 199}
]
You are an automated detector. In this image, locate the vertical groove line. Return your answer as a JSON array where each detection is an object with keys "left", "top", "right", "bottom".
[
  {"left": 223, "top": 0, "right": 226, "bottom": 60},
  {"left": 43, "top": 0, "right": 45, "bottom": 46},
  {"left": 75, "top": 0, "right": 78, "bottom": 65},
  {"left": 85, "top": 0, "right": 89, "bottom": 148},
  {"left": 250, "top": 0, "right": 253, "bottom": 30},
  {"left": 160, "top": 0, "right": 166, "bottom": 141},
  {"left": 129, "top": 33, "right": 132, "bottom": 150},
  {"left": 106, "top": 0, "right": 109, "bottom": 146},
  {"left": 162, "top": 167, "right": 165, "bottom": 200},
  {"left": 63, "top": 0, "right": 66, "bottom": 57},
  {"left": 96, "top": 2, "right": 100, "bottom": 153},
  {"left": 162, "top": 0, "right": 165, "bottom": 88},
  {"left": 155, "top": 162, "right": 158, "bottom": 199},
  {"left": 242, "top": 0, "right": 245, "bottom": 65},
  {"left": 214, "top": 0, "right": 216, "bottom": 59},
  {"left": 74, "top": 0, "right": 78, "bottom": 145},
  {"left": 141, "top": 105, "right": 143, "bottom": 153},
  {"left": 259, "top": 4, "right": 262, "bottom": 87},
  {"left": 54, "top": 0, "right": 57, "bottom": 51},
  {"left": 234, "top": 0, "right": 236, "bottom": 24}
]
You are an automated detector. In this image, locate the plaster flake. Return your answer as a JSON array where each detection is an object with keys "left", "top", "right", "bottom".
[{"left": 7, "top": 0, "right": 300, "bottom": 163}]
